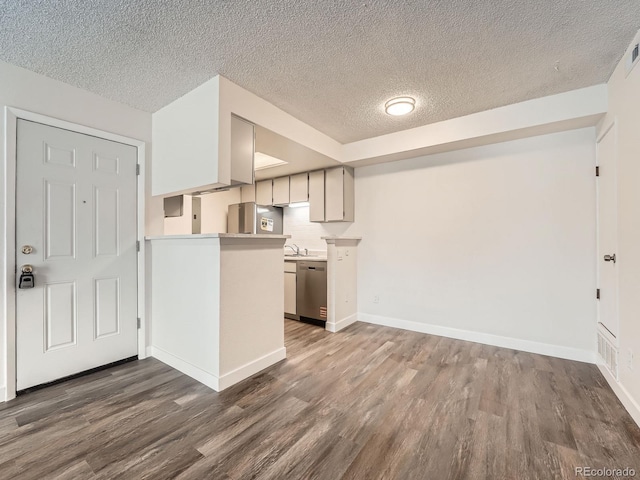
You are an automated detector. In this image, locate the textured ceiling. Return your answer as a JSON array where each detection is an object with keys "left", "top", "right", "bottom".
[{"left": 1, "top": 1, "right": 639, "bottom": 143}]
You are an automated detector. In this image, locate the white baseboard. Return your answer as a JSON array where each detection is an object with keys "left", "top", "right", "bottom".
[
  {"left": 218, "top": 347, "right": 286, "bottom": 391},
  {"left": 0, "top": 386, "right": 6, "bottom": 403},
  {"left": 326, "top": 313, "right": 358, "bottom": 333},
  {"left": 597, "top": 363, "right": 640, "bottom": 428},
  {"left": 149, "top": 346, "right": 287, "bottom": 392},
  {"left": 144, "top": 346, "right": 153, "bottom": 358},
  {"left": 358, "top": 313, "right": 596, "bottom": 364},
  {"left": 149, "top": 346, "right": 221, "bottom": 391}
]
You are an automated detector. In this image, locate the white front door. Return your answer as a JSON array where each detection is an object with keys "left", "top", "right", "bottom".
[
  {"left": 596, "top": 124, "right": 619, "bottom": 342},
  {"left": 16, "top": 120, "right": 139, "bottom": 390}
]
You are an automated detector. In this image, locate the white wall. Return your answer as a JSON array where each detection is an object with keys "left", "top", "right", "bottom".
[
  {"left": 351, "top": 129, "right": 597, "bottom": 360},
  {"left": 282, "top": 205, "right": 351, "bottom": 252},
  {"left": 199, "top": 189, "right": 242, "bottom": 233},
  {"left": 0, "top": 60, "right": 157, "bottom": 399},
  {"left": 598, "top": 32, "right": 640, "bottom": 419}
]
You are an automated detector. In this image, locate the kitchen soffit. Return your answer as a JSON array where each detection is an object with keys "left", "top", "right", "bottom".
[
  {"left": 0, "top": 1, "right": 638, "bottom": 143},
  {"left": 254, "top": 125, "right": 340, "bottom": 180}
]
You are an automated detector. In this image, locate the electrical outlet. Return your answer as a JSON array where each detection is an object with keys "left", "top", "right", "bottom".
[
  {"left": 628, "top": 348, "right": 634, "bottom": 371},
  {"left": 373, "top": 294, "right": 380, "bottom": 304}
]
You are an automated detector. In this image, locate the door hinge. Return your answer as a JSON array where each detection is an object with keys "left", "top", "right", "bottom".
[
  {"left": 136, "top": 240, "right": 140, "bottom": 252},
  {"left": 596, "top": 166, "right": 600, "bottom": 177},
  {"left": 597, "top": 288, "right": 601, "bottom": 300},
  {"left": 136, "top": 164, "right": 140, "bottom": 175},
  {"left": 137, "top": 317, "right": 141, "bottom": 329}
]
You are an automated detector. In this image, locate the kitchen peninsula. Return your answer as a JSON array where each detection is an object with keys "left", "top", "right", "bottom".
[{"left": 146, "top": 233, "right": 289, "bottom": 391}]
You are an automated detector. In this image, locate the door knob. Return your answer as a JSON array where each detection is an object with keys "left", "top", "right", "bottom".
[
  {"left": 604, "top": 254, "right": 617, "bottom": 263},
  {"left": 21, "top": 245, "right": 33, "bottom": 255}
]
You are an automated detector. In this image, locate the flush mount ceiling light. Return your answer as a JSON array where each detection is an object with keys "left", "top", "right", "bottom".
[
  {"left": 384, "top": 96, "right": 416, "bottom": 116},
  {"left": 254, "top": 152, "right": 288, "bottom": 170}
]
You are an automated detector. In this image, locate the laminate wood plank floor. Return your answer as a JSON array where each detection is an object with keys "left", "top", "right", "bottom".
[{"left": 1, "top": 320, "right": 639, "bottom": 479}]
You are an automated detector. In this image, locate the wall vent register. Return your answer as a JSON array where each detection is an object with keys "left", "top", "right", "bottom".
[{"left": 598, "top": 331, "right": 618, "bottom": 380}]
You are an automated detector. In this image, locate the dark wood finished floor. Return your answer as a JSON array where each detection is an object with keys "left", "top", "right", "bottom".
[{"left": 1, "top": 320, "right": 639, "bottom": 480}]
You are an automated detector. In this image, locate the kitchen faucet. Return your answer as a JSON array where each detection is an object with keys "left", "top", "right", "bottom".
[{"left": 285, "top": 244, "right": 300, "bottom": 255}]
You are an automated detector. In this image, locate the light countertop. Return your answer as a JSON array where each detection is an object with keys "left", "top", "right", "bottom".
[
  {"left": 146, "top": 233, "right": 291, "bottom": 240},
  {"left": 284, "top": 255, "right": 327, "bottom": 262},
  {"left": 320, "top": 236, "right": 362, "bottom": 240}
]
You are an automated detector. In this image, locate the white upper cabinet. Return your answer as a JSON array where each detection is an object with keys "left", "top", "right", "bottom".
[
  {"left": 152, "top": 77, "right": 255, "bottom": 196},
  {"left": 272, "top": 177, "right": 290, "bottom": 205},
  {"left": 256, "top": 179, "right": 273, "bottom": 205},
  {"left": 289, "top": 173, "right": 309, "bottom": 203},
  {"left": 230, "top": 115, "right": 255, "bottom": 187},
  {"left": 325, "top": 166, "right": 354, "bottom": 222},
  {"left": 309, "top": 170, "right": 325, "bottom": 222}
]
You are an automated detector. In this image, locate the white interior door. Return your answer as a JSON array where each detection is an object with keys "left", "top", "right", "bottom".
[
  {"left": 596, "top": 125, "right": 619, "bottom": 342},
  {"left": 16, "top": 119, "right": 138, "bottom": 390}
]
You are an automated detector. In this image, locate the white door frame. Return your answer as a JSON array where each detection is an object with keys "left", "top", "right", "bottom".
[
  {"left": 595, "top": 119, "right": 619, "bottom": 346},
  {"left": 3, "top": 106, "right": 147, "bottom": 401}
]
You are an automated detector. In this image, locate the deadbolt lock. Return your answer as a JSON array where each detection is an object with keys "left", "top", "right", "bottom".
[
  {"left": 21, "top": 245, "right": 33, "bottom": 255},
  {"left": 19, "top": 265, "right": 35, "bottom": 289}
]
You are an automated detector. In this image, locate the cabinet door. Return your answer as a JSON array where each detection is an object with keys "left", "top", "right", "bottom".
[
  {"left": 308, "top": 170, "right": 325, "bottom": 222},
  {"left": 284, "top": 271, "right": 296, "bottom": 315},
  {"left": 325, "top": 167, "right": 345, "bottom": 222},
  {"left": 256, "top": 180, "right": 273, "bottom": 205},
  {"left": 230, "top": 115, "right": 255, "bottom": 186},
  {"left": 272, "top": 177, "right": 290, "bottom": 205},
  {"left": 342, "top": 167, "right": 355, "bottom": 222},
  {"left": 289, "top": 173, "right": 308, "bottom": 203},
  {"left": 241, "top": 184, "right": 256, "bottom": 203},
  {"left": 325, "top": 167, "right": 355, "bottom": 222}
]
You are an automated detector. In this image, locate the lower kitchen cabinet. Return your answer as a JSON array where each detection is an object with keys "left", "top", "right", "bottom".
[{"left": 284, "top": 261, "right": 297, "bottom": 315}]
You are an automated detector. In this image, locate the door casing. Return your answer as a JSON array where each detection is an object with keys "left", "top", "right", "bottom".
[
  {"left": 596, "top": 119, "right": 620, "bottom": 346},
  {"left": 2, "top": 107, "right": 147, "bottom": 401}
]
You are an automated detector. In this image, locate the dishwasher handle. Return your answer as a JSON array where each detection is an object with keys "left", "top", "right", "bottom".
[{"left": 298, "top": 265, "right": 325, "bottom": 271}]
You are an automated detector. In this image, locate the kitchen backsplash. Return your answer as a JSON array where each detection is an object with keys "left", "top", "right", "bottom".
[{"left": 283, "top": 206, "right": 351, "bottom": 252}]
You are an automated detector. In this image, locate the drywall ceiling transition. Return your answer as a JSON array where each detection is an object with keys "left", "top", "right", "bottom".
[
  {"left": 1, "top": 1, "right": 639, "bottom": 143},
  {"left": 254, "top": 125, "right": 340, "bottom": 180}
]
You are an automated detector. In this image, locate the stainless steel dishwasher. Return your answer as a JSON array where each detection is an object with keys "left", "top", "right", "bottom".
[{"left": 296, "top": 260, "right": 327, "bottom": 325}]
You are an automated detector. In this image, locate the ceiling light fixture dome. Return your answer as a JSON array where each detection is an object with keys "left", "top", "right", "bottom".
[{"left": 385, "top": 96, "right": 416, "bottom": 116}]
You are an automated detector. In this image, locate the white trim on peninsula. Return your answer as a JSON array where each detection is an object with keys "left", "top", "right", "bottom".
[
  {"left": 218, "top": 347, "right": 287, "bottom": 390},
  {"left": 149, "top": 345, "right": 287, "bottom": 392}
]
